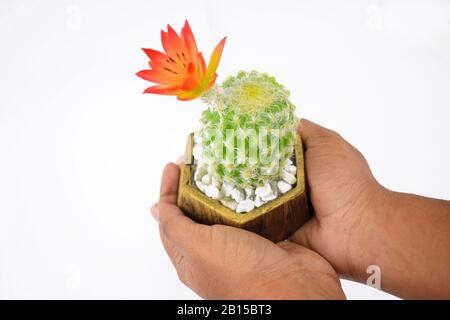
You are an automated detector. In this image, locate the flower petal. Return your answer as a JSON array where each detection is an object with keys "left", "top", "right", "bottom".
[
  {"left": 202, "top": 37, "right": 226, "bottom": 90},
  {"left": 136, "top": 69, "right": 181, "bottom": 85},
  {"left": 160, "top": 30, "right": 176, "bottom": 62},
  {"left": 144, "top": 85, "right": 180, "bottom": 95},
  {"left": 205, "top": 73, "right": 218, "bottom": 91},
  {"left": 142, "top": 48, "right": 167, "bottom": 62},
  {"left": 196, "top": 52, "right": 207, "bottom": 76},
  {"left": 177, "top": 90, "right": 202, "bottom": 101},
  {"left": 137, "top": 21, "right": 226, "bottom": 101},
  {"left": 181, "top": 20, "right": 199, "bottom": 61},
  {"left": 142, "top": 48, "right": 185, "bottom": 74},
  {"left": 148, "top": 61, "right": 181, "bottom": 75},
  {"left": 167, "top": 25, "right": 189, "bottom": 64},
  {"left": 181, "top": 63, "right": 200, "bottom": 91}
]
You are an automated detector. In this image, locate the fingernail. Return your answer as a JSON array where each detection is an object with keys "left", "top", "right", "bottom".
[
  {"left": 151, "top": 204, "right": 160, "bottom": 222},
  {"left": 176, "top": 156, "right": 184, "bottom": 165}
]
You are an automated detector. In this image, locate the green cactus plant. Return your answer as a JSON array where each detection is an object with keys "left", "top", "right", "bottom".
[
  {"left": 194, "top": 71, "right": 298, "bottom": 190},
  {"left": 136, "top": 21, "right": 301, "bottom": 213}
]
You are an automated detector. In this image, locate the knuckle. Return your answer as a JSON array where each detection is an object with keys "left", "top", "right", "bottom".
[
  {"left": 159, "top": 218, "right": 171, "bottom": 238},
  {"left": 327, "top": 129, "right": 343, "bottom": 141},
  {"left": 175, "top": 265, "right": 187, "bottom": 284},
  {"left": 177, "top": 266, "right": 194, "bottom": 288}
]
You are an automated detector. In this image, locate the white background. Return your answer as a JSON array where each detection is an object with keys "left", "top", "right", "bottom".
[{"left": 1, "top": 0, "right": 449, "bottom": 299}]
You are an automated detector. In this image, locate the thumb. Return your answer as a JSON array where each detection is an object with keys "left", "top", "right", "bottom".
[
  {"left": 298, "top": 118, "right": 338, "bottom": 149},
  {"left": 153, "top": 162, "right": 210, "bottom": 256},
  {"left": 290, "top": 217, "right": 319, "bottom": 249}
]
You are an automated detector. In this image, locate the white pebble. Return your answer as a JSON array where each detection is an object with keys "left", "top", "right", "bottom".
[
  {"left": 197, "top": 158, "right": 208, "bottom": 168},
  {"left": 284, "top": 158, "right": 293, "bottom": 167},
  {"left": 261, "top": 193, "right": 277, "bottom": 202},
  {"left": 201, "top": 174, "right": 211, "bottom": 185},
  {"left": 281, "top": 170, "right": 296, "bottom": 185},
  {"left": 194, "top": 165, "right": 207, "bottom": 181},
  {"left": 205, "top": 185, "right": 222, "bottom": 200},
  {"left": 195, "top": 181, "right": 206, "bottom": 193},
  {"left": 230, "top": 188, "right": 245, "bottom": 202},
  {"left": 192, "top": 145, "right": 202, "bottom": 158},
  {"left": 254, "top": 196, "right": 265, "bottom": 208},
  {"left": 221, "top": 183, "right": 234, "bottom": 197},
  {"left": 193, "top": 131, "right": 202, "bottom": 144},
  {"left": 221, "top": 199, "right": 238, "bottom": 211},
  {"left": 255, "top": 182, "right": 272, "bottom": 198},
  {"left": 245, "top": 187, "right": 255, "bottom": 199},
  {"left": 284, "top": 165, "right": 297, "bottom": 175},
  {"left": 236, "top": 199, "right": 255, "bottom": 213},
  {"left": 277, "top": 180, "right": 292, "bottom": 193}
]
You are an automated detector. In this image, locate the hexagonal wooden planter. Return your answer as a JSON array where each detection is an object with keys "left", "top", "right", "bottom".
[{"left": 177, "top": 132, "right": 311, "bottom": 242}]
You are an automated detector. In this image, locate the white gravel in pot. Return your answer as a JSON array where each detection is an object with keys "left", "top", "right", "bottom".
[{"left": 192, "top": 141, "right": 297, "bottom": 213}]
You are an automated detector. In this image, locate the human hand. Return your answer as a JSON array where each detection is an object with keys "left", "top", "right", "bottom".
[
  {"left": 292, "top": 119, "right": 387, "bottom": 281},
  {"left": 292, "top": 119, "right": 450, "bottom": 299},
  {"left": 151, "top": 163, "right": 346, "bottom": 299}
]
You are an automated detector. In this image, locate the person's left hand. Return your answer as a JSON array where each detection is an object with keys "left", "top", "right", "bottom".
[{"left": 151, "top": 163, "right": 346, "bottom": 299}]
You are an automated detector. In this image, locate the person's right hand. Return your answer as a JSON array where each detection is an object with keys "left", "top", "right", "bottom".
[
  {"left": 292, "top": 119, "right": 450, "bottom": 299},
  {"left": 292, "top": 119, "right": 388, "bottom": 282}
]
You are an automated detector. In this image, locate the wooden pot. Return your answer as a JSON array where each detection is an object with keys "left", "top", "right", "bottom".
[{"left": 177, "top": 132, "right": 311, "bottom": 242}]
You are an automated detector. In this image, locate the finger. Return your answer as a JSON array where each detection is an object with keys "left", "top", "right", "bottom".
[
  {"left": 159, "top": 162, "right": 180, "bottom": 205},
  {"left": 277, "top": 240, "right": 309, "bottom": 255},
  {"left": 290, "top": 218, "right": 318, "bottom": 249},
  {"left": 151, "top": 199, "right": 195, "bottom": 284},
  {"left": 297, "top": 118, "right": 335, "bottom": 149},
  {"left": 160, "top": 229, "right": 182, "bottom": 266},
  {"left": 278, "top": 239, "right": 339, "bottom": 278},
  {"left": 277, "top": 240, "right": 315, "bottom": 268},
  {"left": 158, "top": 218, "right": 194, "bottom": 287},
  {"left": 155, "top": 162, "right": 210, "bottom": 254},
  {"left": 152, "top": 201, "right": 209, "bottom": 255}
]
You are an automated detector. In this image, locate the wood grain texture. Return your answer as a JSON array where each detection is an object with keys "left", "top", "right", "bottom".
[{"left": 177, "top": 133, "right": 311, "bottom": 242}]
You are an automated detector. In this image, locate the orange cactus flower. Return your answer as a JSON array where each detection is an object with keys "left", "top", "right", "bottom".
[{"left": 136, "top": 20, "right": 226, "bottom": 101}]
